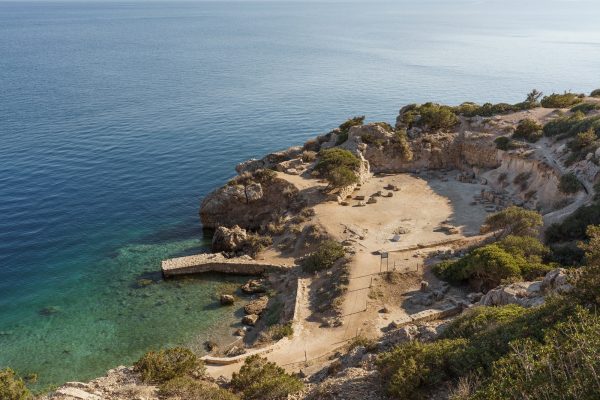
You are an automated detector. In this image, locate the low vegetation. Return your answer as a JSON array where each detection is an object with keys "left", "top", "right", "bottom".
[
  {"left": 512, "top": 118, "right": 543, "bottom": 142},
  {"left": 559, "top": 172, "right": 583, "bottom": 194},
  {"left": 401, "top": 103, "right": 459, "bottom": 131},
  {"left": 265, "top": 323, "right": 294, "bottom": 340},
  {"left": 433, "top": 241, "right": 551, "bottom": 291},
  {"left": 468, "top": 310, "right": 600, "bottom": 399},
  {"left": 455, "top": 90, "right": 542, "bottom": 118},
  {"left": 377, "top": 338, "right": 468, "bottom": 398},
  {"left": 591, "top": 89, "right": 600, "bottom": 98},
  {"left": 134, "top": 347, "right": 205, "bottom": 384},
  {"left": 392, "top": 129, "right": 413, "bottom": 161},
  {"left": 436, "top": 207, "right": 550, "bottom": 290},
  {"left": 302, "top": 240, "right": 345, "bottom": 273},
  {"left": 159, "top": 376, "right": 239, "bottom": 400},
  {"left": 479, "top": 206, "right": 543, "bottom": 238},
  {"left": 378, "top": 285, "right": 600, "bottom": 399},
  {"left": 0, "top": 369, "right": 32, "bottom": 400},
  {"left": 336, "top": 116, "right": 365, "bottom": 145},
  {"left": 347, "top": 335, "right": 378, "bottom": 352},
  {"left": 230, "top": 355, "right": 304, "bottom": 400},
  {"left": 540, "top": 92, "right": 583, "bottom": 108},
  {"left": 493, "top": 136, "right": 511, "bottom": 150},
  {"left": 314, "top": 148, "right": 360, "bottom": 189},
  {"left": 564, "top": 127, "right": 599, "bottom": 165},
  {"left": 543, "top": 111, "right": 600, "bottom": 139},
  {"left": 570, "top": 102, "right": 600, "bottom": 114},
  {"left": 545, "top": 202, "right": 600, "bottom": 243}
]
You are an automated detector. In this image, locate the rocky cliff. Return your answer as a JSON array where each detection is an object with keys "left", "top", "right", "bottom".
[{"left": 200, "top": 169, "right": 301, "bottom": 230}]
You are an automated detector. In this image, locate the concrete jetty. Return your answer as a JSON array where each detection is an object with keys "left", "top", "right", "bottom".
[{"left": 161, "top": 253, "right": 288, "bottom": 277}]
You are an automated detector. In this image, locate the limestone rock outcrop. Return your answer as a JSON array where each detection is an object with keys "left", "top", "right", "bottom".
[
  {"left": 479, "top": 281, "right": 545, "bottom": 308},
  {"left": 235, "top": 146, "right": 303, "bottom": 174},
  {"left": 220, "top": 294, "right": 235, "bottom": 305},
  {"left": 244, "top": 296, "right": 269, "bottom": 315},
  {"left": 211, "top": 225, "right": 248, "bottom": 253},
  {"left": 200, "top": 169, "right": 300, "bottom": 229},
  {"left": 479, "top": 268, "right": 573, "bottom": 308}
]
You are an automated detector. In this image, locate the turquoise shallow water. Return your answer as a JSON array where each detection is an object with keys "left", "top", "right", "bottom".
[{"left": 1, "top": 0, "right": 600, "bottom": 389}]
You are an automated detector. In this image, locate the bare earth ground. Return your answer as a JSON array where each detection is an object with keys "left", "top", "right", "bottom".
[{"left": 206, "top": 171, "right": 489, "bottom": 378}]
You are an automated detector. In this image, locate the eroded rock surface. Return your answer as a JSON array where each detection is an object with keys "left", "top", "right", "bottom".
[{"left": 200, "top": 170, "right": 300, "bottom": 229}]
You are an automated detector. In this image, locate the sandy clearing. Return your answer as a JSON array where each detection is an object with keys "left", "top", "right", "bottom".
[{"left": 206, "top": 171, "right": 490, "bottom": 378}]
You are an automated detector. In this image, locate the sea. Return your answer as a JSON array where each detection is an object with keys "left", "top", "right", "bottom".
[{"left": 1, "top": 0, "right": 599, "bottom": 389}]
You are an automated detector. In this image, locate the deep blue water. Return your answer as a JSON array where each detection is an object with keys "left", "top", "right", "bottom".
[{"left": 1, "top": 0, "right": 599, "bottom": 388}]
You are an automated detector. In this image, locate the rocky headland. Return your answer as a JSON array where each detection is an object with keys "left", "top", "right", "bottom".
[{"left": 32, "top": 90, "right": 600, "bottom": 400}]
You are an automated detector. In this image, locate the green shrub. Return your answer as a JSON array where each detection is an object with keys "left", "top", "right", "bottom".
[
  {"left": 571, "top": 226, "right": 600, "bottom": 306},
  {"left": 266, "top": 323, "right": 293, "bottom": 340},
  {"left": 570, "top": 102, "right": 600, "bottom": 114},
  {"left": 544, "top": 112, "right": 600, "bottom": 138},
  {"left": 470, "top": 309, "right": 600, "bottom": 400},
  {"left": 524, "top": 89, "right": 543, "bottom": 107},
  {"left": 541, "top": 92, "right": 583, "bottom": 108},
  {"left": 402, "top": 103, "right": 459, "bottom": 130},
  {"left": 302, "top": 240, "right": 345, "bottom": 273},
  {"left": 0, "top": 369, "right": 32, "bottom": 400},
  {"left": 548, "top": 243, "right": 584, "bottom": 266},
  {"left": 243, "top": 234, "right": 273, "bottom": 257},
  {"left": 434, "top": 235, "right": 554, "bottom": 288},
  {"left": 418, "top": 103, "right": 459, "bottom": 130},
  {"left": 347, "top": 335, "right": 378, "bottom": 352},
  {"left": 336, "top": 116, "right": 364, "bottom": 145},
  {"left": 496, "top": 235, "right": 550, "bottom": 264},
  {"left": 314, "top": 148, "right": 360, "bottom": 188},
  {"left": 512, "top": 118, "right": 543, "bottom": 142},
  {"left": 545, "top": 203, "right": 600, "bottom": 243},
  {"left": 392, "top": 129, "right": 413, "bottom": 161},
  {"left": 301, "top": 150, "right": 317, "bottom": 162},
  {"left": 377, "top": 339, "right": 468, "bottom": 398},
  {"left": 454, "top": 92, "right": 540, "bottom": 118},
  {"left": 230, "top": 355, "right": 304, "bottom": 400},
  {"left": 590, "top": 89, "right": 600, "bottom": 98},
  {"left": 434, "top": 244, "right": 522, "bottom": 290},
  {"left": 494, "top": 136, "right": 512, "bottom": 150},
  {"left": 480, "top": 206, "right": 543, "bottom": 238},
  {"left": 159, "top": 376, "right": 239, "bottom": 400},
  {"left": 568, "top": 127, "right": 597, "bottom": 151},
  {"left": 327, "top": 165, "right": 358, "bottom": 188},
  {"left": 559, "top": 172, "right": 583, "bottom": 194},
  {"left": 442, "top": 305, "right": 527, "bottom": 340},
  {"left": 134, "top": 347, "right": 204, "bottom": 383}
]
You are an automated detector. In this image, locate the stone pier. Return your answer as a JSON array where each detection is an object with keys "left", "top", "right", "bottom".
[{"left": 161, "top": 253, "right": 288, "bottom": 278}]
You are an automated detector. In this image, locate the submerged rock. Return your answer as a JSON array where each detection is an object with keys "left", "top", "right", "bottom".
[
  {"left": 241, "top": 279, "right": 267, "bottom": 294},
  {"left": 39, "top": 306, "right": 61, "bottom": 316},
  {"left": 220, "top": 294, "right": 235, "bottom": 305},
  {"left": 242, "top": 314, "right": 259, "bottom": 326},
  {"left": 243, "top": 296, "right": 268, "bottom": 315}
]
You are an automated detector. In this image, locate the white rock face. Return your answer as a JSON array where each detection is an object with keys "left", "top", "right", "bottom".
[
  {"left": 479, "top": 268, "right": 573, "bottom": 308},
  {"left": 54, "top": 387, "right": 102, "bottom": 400},
  {"left": 541, "top": 268, "right": 573, "bottom": 294},
  {"left": 479, "top": 281, "right": 545, "bottom": 308},
  {"left": 211, "top": 225, "right": 248, "bottom": 252}
]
